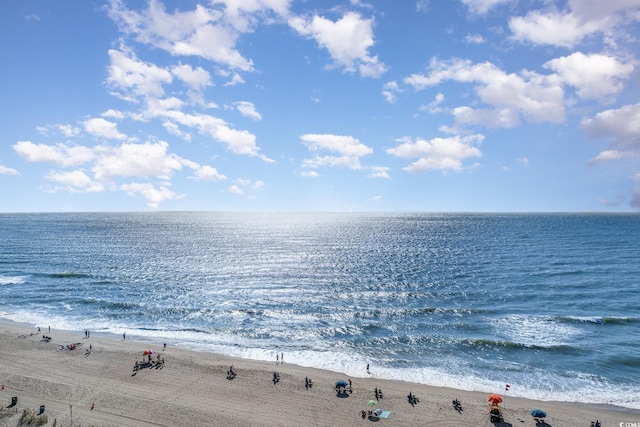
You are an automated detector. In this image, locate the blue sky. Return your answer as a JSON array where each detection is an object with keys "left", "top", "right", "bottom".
[{"left": 1, "top": 0, "right": 639, "bottom": 212}]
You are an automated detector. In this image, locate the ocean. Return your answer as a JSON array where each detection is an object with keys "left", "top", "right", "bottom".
[{"left": 1, "top": 212, "right": 638, "bottom": 409}]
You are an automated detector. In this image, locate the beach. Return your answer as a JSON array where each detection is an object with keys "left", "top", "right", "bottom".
[{"left": 0, "top": 322, "right": 635, "bottom": 427}]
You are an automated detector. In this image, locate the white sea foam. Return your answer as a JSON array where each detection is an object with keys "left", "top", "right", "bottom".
[
  {"left": 0, "top": 275, "right": 27, "bottom": 285},
  {"left": 491, "top": 315, "right": 581, "bottom": 347}
]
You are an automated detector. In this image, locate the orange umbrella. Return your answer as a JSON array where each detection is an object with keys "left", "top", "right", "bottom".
[{"left": 488, "top": 394, "right": 503, "bottom": 405}]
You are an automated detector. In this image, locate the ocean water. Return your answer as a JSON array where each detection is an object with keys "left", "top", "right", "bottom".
[{"left": 1, "top": 212, "right": 639, "bottom": 409}]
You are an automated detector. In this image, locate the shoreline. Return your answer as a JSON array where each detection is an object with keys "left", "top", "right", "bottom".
[{"left": 0, "top": 320, "right": 637, "bottom": 427}]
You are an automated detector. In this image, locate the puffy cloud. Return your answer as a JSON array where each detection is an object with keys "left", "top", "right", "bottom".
[
  {"left": 120, "top": 182, "right": 181, "bottom": 208},
  {"left": 543, "top": 52, "right": 633, "bottom": 101},
  {"left": 228, "top": 185, "right": 243, "bottom": 194},
  {"left": 289, "top": 11, "right": 387, "bottom": 77},
  {"left": 300, "top": 134, "right": 373, "bottom": 171},
  {"left": 45, "top": 170, "right": 105, "bottom": 193},
  {"left": 83, "top": 118, "right": 127, "bottom": 140},
  {"left": 582, "top": 103, "right": 640, "bottom": 164},
  {"left": 509, "top": 1, "right": 640, "bottom": 48},
  {"left": 0, "top": 165, "right": 19, "bottom": 175},
  {"left": 382, "top": 81, "right": 400, "bottom": 103},
  {"left": 92, "top": 141, "right": 183, "bottom": 182},
  {"left": 387, "top": 134, "right": 484, "bottom": 173},
  {"left": 464, "top": 34, "right": 485, "bottom": 44},
  {"left": 509, "top": 11, "right": 597, "bottom": 48},
  {"left": 13, "top": 141, "right": 95, "bottom": 167},
  {"left": 172, "top": 63, "right": 212, "bottom": 91},
  {"left": 404, "top": 58, "right": 566, "bottom": 126},
  {"left": 106, "top": 47, "right": 173, "bottom": 101},
  {"left": 460, "top": 0, "right": 512, "bottom": 16},
  {"left": 235, "top": 101, "right": 262, "bottom": 120},
  {"left": 192, "top": 164, "right": 227, "bottom": 181},
  {"left": 14, "top": 136, "right": 230, "bottom": 207},
  {"left": 419, "top": 93, "right": 445, "bottom": 114},
  {"left": 367, "top": 166, "right": 390, "bottom": 178},
  {"left": 107, "top": 0, "right": 256, "bottom": 71},
  {"left": 132, "top": 98, "right": 270, "bottom": 161}
]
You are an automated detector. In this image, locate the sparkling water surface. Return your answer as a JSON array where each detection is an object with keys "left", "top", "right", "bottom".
[{"left": 1, "top": 212, "right": 639, "bottom": 409}]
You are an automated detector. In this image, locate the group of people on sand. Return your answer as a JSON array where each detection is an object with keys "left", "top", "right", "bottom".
[{"left": 133, "top": 353, "right": 165, "bottom": 373}]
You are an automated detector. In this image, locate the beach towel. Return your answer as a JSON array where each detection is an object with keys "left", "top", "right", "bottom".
[{"left": 379, "top": 410, "right": 390, "bottom": 419}]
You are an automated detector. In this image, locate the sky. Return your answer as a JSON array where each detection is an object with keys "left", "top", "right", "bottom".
[{"left": 1, "top": 0, "right": 640, "bottom": 213}]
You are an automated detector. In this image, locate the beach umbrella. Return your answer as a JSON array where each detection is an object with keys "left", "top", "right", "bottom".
[
  {"left": 367, "top": 400, "right": 378, "bottom": 407},
  {"left": 487, "top": 394, "right": 503, "bottom": 405},
  {"left": 531, "top": 409, "right": 546, "bottom": 418},
  {"left": 335, "top": 380, "right": 349, "bottom": 388}
]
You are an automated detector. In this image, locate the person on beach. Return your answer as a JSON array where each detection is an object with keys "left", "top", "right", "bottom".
[
  {"left": 281, "top": 352, "right": 284, "bottom": 364},
  {"left": 276, "top": 354, "right": 279, "bottom": 364},
  {"left": 366, "top": 363, "right": 370, "bottom": 374},
  {"left": 123, "top": 332, "right": 126, "bottom": 340},
  {"left": 163, "top": 343, "right": 166, "bottom": 351}
]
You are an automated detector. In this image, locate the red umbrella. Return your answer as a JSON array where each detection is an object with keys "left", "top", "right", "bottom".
[{"left": 488, "top": 394, "right": 503, "bottom": 405}]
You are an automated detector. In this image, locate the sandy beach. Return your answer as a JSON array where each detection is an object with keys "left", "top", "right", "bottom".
[{"left": 0, "top": 321, "right": 636, "bottom": 427}]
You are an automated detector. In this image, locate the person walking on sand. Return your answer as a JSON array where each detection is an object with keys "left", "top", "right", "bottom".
[
  {"left": 281, "top": 352, "right": 284, "bottom": 364},
  {"left": 366, "top": 363, "right": 370, "bottom": 374},
  {"left": 276, "top": 353, "right": 279, "bottom": 364},
  {"left": 163, "top": 343, "right": 166, "bottom": 351},
  {"left": 123, "top": 332, "right": 126, "bottom": 340}
]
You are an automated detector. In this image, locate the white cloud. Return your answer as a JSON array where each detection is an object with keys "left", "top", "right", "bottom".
[
  {"left": 106, "top": 47, "right": 173, "bottom": 101},
  {"left": 0, "top": 165, "right": 19, "bottom": 175},
  {"left": 460, "top": 0, "right": 512, "bottom": 16},
  {"left": 543, "top": 52, "right": 633, "bottom": 101},
  {"left": 120, "top": 182, "right": 181, "bottom": 208},
  {"left": 382, "top": 80, "right": 400, "bottom": 103},
  {"left": 568, "top": 0, "right": 640, "bottom": 21},
  {"left": 509, "top": 1, "right": 640, "bottom": 48},
  {"left": 13, "top": 141, "right": 95, "bottom": 167},
  {"left": 192, "top": 164, "right": 227, "bottom": 181},
  {"left": 107, "top": 0, "right": 256, "bottom": 71},
  {"left": 509, "top": 11, "right": 597, "bottom": 48},
  {"left": 235, "top": 101, "right": 262, "bottom": 120},
  {"left": 45, "top": 170, "right": 105, "bottom": 193},
  {"left": 131, "top": 98, "right": 271, "bottom": 161},
  {"left": 172, "top": 63, "right": 212, "bottom": 91},
  {"left": 387, "top": 134, "right": 484, "bottom": 173},
  {"left": 228, "top": 185, "right": 243, "bottom": 194},
  {"left": 83, "top": 118, "right": 127, "bottom": 140},
  {"left": 289, "top": 11, "right": 387, "bottom": 77},
  {"left": 582, "top": 103, "right": 640, "bottom": 163},
  {"left": 419, "top": 92, "right": 445, "bottom": 114},
  {"left": 404, "top": 58, "right": 566, "bottom": 127},
  {"left": 367, "top": 166, "right": 390, "bottom": 178},
  {"left": 300, "top": 134, "right": 373, "bottom": 171},
  {"left": 464, "top": 34, "right": 485, "bottom": 44},
  {"left": 92, "top": 141, "right": 183, "bottom": 182},
  {"left": 102, "top": 109, "right": 126, "bottom": 120},
  {"left": 57, "top": 124, "right": 81, "bottom": 137}
]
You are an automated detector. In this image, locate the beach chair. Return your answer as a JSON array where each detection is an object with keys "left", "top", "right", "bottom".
[{"left": 490, "top": 407, "right": 503, "bottom": 423}]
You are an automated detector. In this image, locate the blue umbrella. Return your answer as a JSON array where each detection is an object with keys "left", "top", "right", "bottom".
[
  {"left": 335, "top": 380, "right": 349, "bottom": 388},
  {"left": 531, "top": 409, "right": 546, "bottom": 418}
]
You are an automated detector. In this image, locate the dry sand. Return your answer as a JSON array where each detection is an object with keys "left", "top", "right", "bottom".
[{"left": 0, "top": 321, "right": 636, "bottom": 427}]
